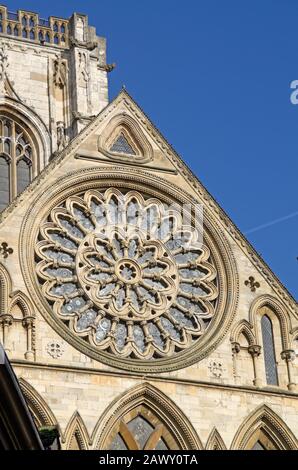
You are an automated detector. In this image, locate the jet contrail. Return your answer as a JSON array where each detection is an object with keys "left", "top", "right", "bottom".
[{"left": 244, "top": 210, "right": 298, "bottom": 235}]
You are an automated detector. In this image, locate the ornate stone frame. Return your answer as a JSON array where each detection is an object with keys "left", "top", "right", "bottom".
[
  {"left": 98, "top": 113, "right": 154, "bottom": 164},
  {"left": 18, "top": 377, "right": 58, "bottom": 428},
  {"left": 20, "top": 167, "right": 238, "bottom": 373},
  {"left": 92, "top": 382, "right": 203, "bottom": 450},
  {"left": 249, "top": 295, "right": 292, "bottom": 351},
  {"left": 205, "top": 427, "right": 227, "bottom": 450},
  {"left": 230, "top": 404, "right": 297, "bottom": 450},
  {"left": 0, "top": 96, "right": 51, "bottom": 168}
]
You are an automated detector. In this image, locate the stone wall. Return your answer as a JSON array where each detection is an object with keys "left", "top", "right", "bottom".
[
  {"left": 0, "top": 5, "right": 109, "bottom": 168},
  {"left": 0, "top": 7, "right": 297, "bottom": 451}
]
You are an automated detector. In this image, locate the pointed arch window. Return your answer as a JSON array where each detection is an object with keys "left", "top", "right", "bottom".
[
  {"left": 261, "top": 315, "right": 278, "bottom": 385},
  {"left": 0, "top": 116, "right": 36, "bottom": 211},
  {"left": 249, "top": 429, "right": 279, "bottom": 450},
  {"left": 108, "top": 411, "right": 171, "bottom": 450}
]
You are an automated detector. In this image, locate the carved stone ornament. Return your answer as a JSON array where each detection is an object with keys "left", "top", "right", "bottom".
[
  {"left": 53, "top": 56, "right": 67, "bottom": 88},
  {"left": 35, "top": 188, "right": 219, "bottom": 362},
  {"left": 248, "top": 344, "right": 261, "bottom": 357},
  {"left": 46, "top": 340, "right": 64, "bottom": 358},
  {"left": 56, "top": 121, "right": 68, "bottom": 152},
  {"left": 244, "top": 276, "right": 260, "bottom": 292},
  {"left": 70, "top": 37, "right": 98, "bottom": 51},
  {"left": 281, "top": 349, "right": 295, "bottom": 362},
  {"left": 0, "top": 44, "right": 8, "bottom": 93},
  {"left": 78, "top": 51, "right": 89, "bottom": 83},
  {"left": 208, "top": 360, "right": 224, "bottom": 378},
  {"left": 20, "top": 168, "right": 238, "bottom": 373}
]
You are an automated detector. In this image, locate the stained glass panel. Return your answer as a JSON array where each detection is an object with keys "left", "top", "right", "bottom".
[
  {"left": 35, "top": 188, "right": 219, "bottom": 363},
  {"left": 127, "top": 417, "right": 154, "bottom": 449},
  {"left": 261, "top": 315, "right": 278, "bottom": 386},
  {"left": 110, "top": 134, "right": 136, "bottom": 155}
]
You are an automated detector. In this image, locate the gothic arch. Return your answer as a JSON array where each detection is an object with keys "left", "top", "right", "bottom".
[
  {"left": 205, "top": 427, "right": 227, "bottom": 450},
  {"left": 231, "top": 404, "right": 297, "bottom": 450},
  {"left": 20, "top": 166, "right": 238, "bottom": 374},
  {"left": 0, "top": 96, "right": 51, "bottom": 167},
  {"left": 230, "top": 320, "right": 255, "bottom": 346},
  {"left": 9, "top": 290, "right": 34, "bottom": 318},
  {"left": 18, "top": 377, "right": 57, "bottom": 428},
  {"left": 0, "top": 262, "right": 12, "bottom": 313},
  {"left": 249, "top": 295, "right": 291, "bottom": 351},
  {"left": 92, "top": 382, "right": 203, "bottom": 450},
  {"left": 98, "top": 113, "right": 154, "bottom": 163},
  {"left": 63, "top": 411, "right": 90, "bottom": 450}
]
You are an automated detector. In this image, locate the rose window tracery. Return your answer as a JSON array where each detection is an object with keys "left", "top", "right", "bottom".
[{"left": 35, "top": 188, "right": 219, "bottom": 360}]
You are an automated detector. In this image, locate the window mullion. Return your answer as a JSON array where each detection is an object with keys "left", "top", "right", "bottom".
[{"left": 10, "top": 119, "right": 17, "bottom": 200}]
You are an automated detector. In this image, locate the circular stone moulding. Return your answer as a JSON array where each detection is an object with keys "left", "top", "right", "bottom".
[{"left": 21, "top": 173, "right": 238, "bottom": 373}]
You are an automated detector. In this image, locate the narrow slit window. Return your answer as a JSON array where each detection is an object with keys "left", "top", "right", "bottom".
[
  {"left": 261, "top": 315, "right": 278, "bottom": 385},
  {"left": 0, "top": 156, "right": 9, "bottom": 211},
  {"left": 17, "top": 159, "right": 30, "bottom": 195},
  {"left": 0, "top": 116, "right": 36, "bottom": 211}
]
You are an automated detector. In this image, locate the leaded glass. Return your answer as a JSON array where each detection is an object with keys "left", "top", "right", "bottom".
[
  {"left": 0, "top": 157, "right": 9, "bottom": 211},
  {"left": 17, "top": 159, "right": 30, "bottom": 194},
  {"left": 110, "top": 134, "right": 136, "bottom": 155},
  {"left": 110, "top": 433, "right": 128, "bottom": 450},
  {"left": 108, "top": 414, "right": 172, "bottom": 450},
  {"left": 35, "top": 188, "right": 218, "bottom": 361},
  {"left": 261, "top": 315, "right": 278, "bottom": 386},
  {"left": 252, "top": 440, "right": 265, "bottom": 450},
  {"left": 76, "top": 309, "right": 97, "bottom": 331},
  {"left": 0, "top": 116, "right": 34, "bottom": 211},
  {"left": 127, "top": 417, "right": 154, "bottom": 449},
  {"left": 156, "top": 438, "right": 168, "bottom": 450}
]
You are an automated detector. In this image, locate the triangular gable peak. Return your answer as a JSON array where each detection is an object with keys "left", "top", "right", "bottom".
[{"left": 0, "top": 89, "right": 296, "bottom": 319}]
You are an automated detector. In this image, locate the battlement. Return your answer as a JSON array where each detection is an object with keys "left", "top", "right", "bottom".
[
  {"left": 0, "top": 5, "right": 101, "bottom": 50},
  {"left": 0, "top": 5, "right": 70, "bottom": 47},
  {"left": 0, "top": 5, "right": 109, "bottom": 155}
]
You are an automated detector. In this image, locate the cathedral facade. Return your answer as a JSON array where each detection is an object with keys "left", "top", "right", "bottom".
[{"left": 0, "top": 5, "right": 297, "bottom": 450}]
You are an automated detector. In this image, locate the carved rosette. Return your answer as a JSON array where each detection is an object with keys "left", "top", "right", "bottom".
[{"left": 35, "top": 188, "right": 219, "bottom": 360}]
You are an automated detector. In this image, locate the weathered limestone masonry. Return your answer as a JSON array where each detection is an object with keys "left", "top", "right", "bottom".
[
  {"left": 0, "top": 5, "right": 297, "bottom": 451},
  {"left": 0, "top": 5, "right": 109, "bottom": 168}
]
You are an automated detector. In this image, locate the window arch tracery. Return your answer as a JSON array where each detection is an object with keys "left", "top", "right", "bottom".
[
  {"left": 0, "top": 114, "right": 37, "bottom": 211},
  {"left": 231, "top": 404, "right": 297, "bottom": 450},
  {"left": 35, "top": 187, "right": 219, "bottom": 364},
  {"left": 108, "top": 409, "right": 171, "bottom": 450},
  {"left": 93, "top": 382, "right": 202, "bottom": 450}
]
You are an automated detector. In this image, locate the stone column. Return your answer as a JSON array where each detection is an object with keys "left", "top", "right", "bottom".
[
  {"left": 248, "top": 344, "right": 262, "bottom": 387},
  {"left": 231, "top": 341, "right": 241, "bottom": 384},
  {"left": 0, "top": 314, "right": 13, "bottom": 353},
  {"left": 22, "top": 316, "right": 35, "bottom": 361},
  {"left": 281, "top": 349, "right": 296, "bottom": 392}
]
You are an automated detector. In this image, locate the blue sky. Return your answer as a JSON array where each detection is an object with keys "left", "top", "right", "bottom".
[{"left": 6, "top": 0, "right": 298, "bottom": 299}]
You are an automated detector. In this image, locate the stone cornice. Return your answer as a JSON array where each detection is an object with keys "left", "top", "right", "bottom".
[{"left": 12, "top": 359, "right": 298, "bottom": 399}]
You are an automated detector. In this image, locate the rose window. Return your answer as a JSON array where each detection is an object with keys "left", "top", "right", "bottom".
[{"left": 35, "top": 188, "right": 219, "bottom": 360}]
